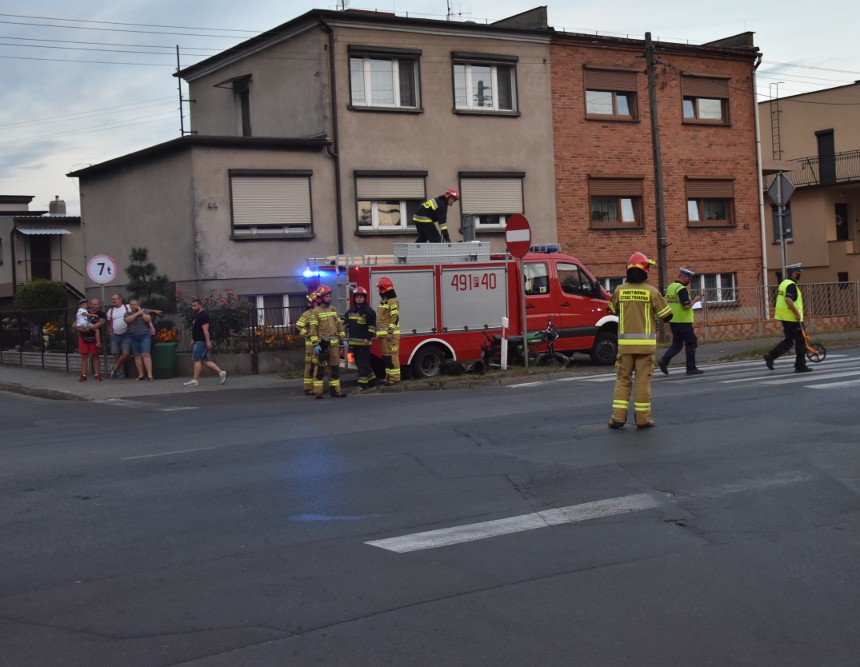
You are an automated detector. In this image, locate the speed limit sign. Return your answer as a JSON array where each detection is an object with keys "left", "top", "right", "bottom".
[{"left": 86, "top": 254, "right": 118, "bottom": 285}]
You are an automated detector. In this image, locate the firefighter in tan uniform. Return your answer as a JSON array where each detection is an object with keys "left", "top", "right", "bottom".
[
  {"left": 295, "top": 289, "right": 319, "bottom": 394},
  {"left": 376, "top": 277, "right": 401, "bottom": 385},
  {"left": 308, "top": 285, "right": 347, "bottom": 398},
  {"left": 608, "top": 252, "right": 673, "bottom": 429}
]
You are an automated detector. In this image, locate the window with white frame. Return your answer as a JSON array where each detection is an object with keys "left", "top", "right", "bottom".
[
  {"left": 459, "top": 174, "right": 524, "bottom": 230},
  {"left": 355, "top": 173, "right": 425, "bottom": 231},
  {"left": 681, "top": 75, "right": 730, "bottom": 124},
  {"left": 691, "top": 272, "right": 736, "bottom": 303},
  {"left": 453, "top": 52, "right": 517, "bottom": 113},
  {"left": 599, "top": 277, "right": 626, "bottom": 294},
  {"left": 687, "top": 179, "right": 734, "bottom": 227},
  {"left": 243, "top": 294, "right": 291, "bottom": 327},
  {"left": 349, "top": 47, "right": 420, "bottom": 110},
  {"left": 584, "top": 67, "right": 638, "bottom": 120},
  {"left": 230, "top": 171, "right": 313, "bottom": 238}
]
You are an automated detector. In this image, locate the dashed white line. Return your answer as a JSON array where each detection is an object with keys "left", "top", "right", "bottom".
[{"left": 122, "top": 446, "right": 213, "bottom": 460}]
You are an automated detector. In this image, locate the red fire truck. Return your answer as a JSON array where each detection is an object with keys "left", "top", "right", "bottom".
[{"left": 304, "top": 243, "right": 617, "bottom": 378}]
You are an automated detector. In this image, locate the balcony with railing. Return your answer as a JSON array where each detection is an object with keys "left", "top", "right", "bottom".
[{"left": 770, "top": 149, "right": 860, "bottom": 188}]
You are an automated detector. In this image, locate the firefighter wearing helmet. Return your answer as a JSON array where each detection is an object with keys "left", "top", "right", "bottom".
[
  {"left": 375, "top": 276, "right": 401, "bottom": 385},
  {"left": 344, "top": 286, "right": 378, "bottom": 391},
  {"left": 411, "top": 188, "right": 460, "bottom": 243},
  {"left": 295, "top": 289, "right": 321, "bottom": 394},
  {"left": 607, "top": 252, "right": 673, "bottom": 429},
  {"left": 308, "top": 284, "right": 347, "bottom": 398}
]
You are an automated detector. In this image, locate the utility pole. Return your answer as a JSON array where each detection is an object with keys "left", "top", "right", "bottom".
[
  {"left": 176, "top": 46, "right": 195, "bottom": 136},
  {"left": 644, "top": 32, "right": 668, "bottom": 294}
]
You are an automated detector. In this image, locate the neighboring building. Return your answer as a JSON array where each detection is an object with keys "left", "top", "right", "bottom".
[
  {"left": 69, "top": 7, "right": 558, "bottom": 321},
  {"left": 759, "top": 82, "right": 860, "bottom": 284},
  {"left": 0, "top": 195, "right": 84, "bottom": 310},
  {"left": 551, "top": 32, "right": 763, "bottom": 299}
]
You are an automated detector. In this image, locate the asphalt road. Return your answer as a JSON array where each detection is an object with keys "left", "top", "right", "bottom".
[{"left": 2, "top": 351, "right": 860, "bottom": 666}]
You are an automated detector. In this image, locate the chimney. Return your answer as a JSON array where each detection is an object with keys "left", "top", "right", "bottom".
[{"left": 49, "top": 195, "right": 66, "bottom": 216}]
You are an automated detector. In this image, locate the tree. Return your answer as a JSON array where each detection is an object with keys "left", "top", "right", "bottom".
[
  {"left": 125, "top": 247, "right": 174, "bottom": 313},
  {"left": 13, "top": 279, "right": 68, "bottom": 313}
]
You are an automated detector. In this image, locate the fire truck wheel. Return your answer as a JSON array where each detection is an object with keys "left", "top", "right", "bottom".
[
  {"left": 411, "top": 345, "right": 446, "bottom": 379},
  {"left": 589, "top": 330, "right": 617, "bottom": 366}
]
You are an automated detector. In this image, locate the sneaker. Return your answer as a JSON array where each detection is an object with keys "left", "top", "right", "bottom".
[
  {"left": 219, "top": 370, "right": 227, "bottom": 385},
  {"left": 658, "top": 359, "right": 669, "bottom": 375},
  {"left": 686, "top": 368, "right": 704, "bottom": 375},
  {"left": 110, "top": 369, "right": 118, "bottom": 379},
  {"left": 794, "top": 366, "right": 812, "bottom": 373},
  {"left": 608, "top": 420, "right": 625, "bottom": 429},
  {"left": 94, "top": 374, "right": 103, "bottom": 381},
  {"left": 183, "top": 379, "right": 199, "bottom": 387},
  {"left": 79, "top": 374, "right": 87, "bottom": 382},
  {"left": 763, "top": 354, "right": 774, "bottom": 371}
]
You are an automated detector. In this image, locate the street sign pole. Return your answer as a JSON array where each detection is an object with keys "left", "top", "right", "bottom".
[{"left": 766, "top": 172, "right": 795, "bottom": 280}]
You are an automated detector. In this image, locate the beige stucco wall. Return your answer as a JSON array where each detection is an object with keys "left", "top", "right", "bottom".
[
  {"left": 329, "top": 24, "right": 557, "bottom": 256},
  {"left": 78, "top": 151, "right": 197, "bottom": 296},
  {"left": 187, "top": 26, "right": 326, "bottom": 139}
]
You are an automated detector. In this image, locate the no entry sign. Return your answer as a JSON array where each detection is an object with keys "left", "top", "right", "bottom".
[{"left": 505, "top": 214, "right": 531, "bottom": 258}]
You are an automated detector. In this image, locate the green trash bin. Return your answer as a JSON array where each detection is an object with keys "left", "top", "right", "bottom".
[{"left": 151, "top": 342, "right": 178, "bottom": 379}]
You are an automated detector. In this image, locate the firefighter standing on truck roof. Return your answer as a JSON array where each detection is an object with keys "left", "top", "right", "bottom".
[
  {"left": 296, "top": 289, "right": 320, "bottom": 395},
  {"left": 309, "top": 285, "right": 347, "bottom": 399},
  {"left": 608, "top": 252, "right": 673, "bottom": 430},
  {"left": 344, "top": 286, "right": 378, "bottom": 392},
  {"left": 376, "top": 277, "right": 401, "bottom": 385},
  {"left": 412, "top": 189, "right": 460, "bottom": 243}
]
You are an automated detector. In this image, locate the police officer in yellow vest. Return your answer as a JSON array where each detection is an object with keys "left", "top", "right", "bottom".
[
  {"left": 608, "top": 252, "right": 674, "bottom": 429},
  {"left": 658, "top": 268, "right": 703, "bottom": 376},
  {"left": 764, "top": 263, "right": 811, "bottom": 373}
]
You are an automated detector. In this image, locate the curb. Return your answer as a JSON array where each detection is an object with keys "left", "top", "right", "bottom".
[{"left": 0, "top": 382, "right": 89, "bottom": 402}]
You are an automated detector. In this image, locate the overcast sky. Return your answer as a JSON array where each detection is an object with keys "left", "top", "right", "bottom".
[{"left": 2, "top": 0, "right": 858, "bottom": 216}]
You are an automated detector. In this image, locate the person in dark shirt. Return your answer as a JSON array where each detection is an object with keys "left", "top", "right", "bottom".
[
  {"left": 412, "top": 189, "right": 460, "bottom": 243},
  {"left": 183, "top": 298, "right": 227, "bottom": 387}
]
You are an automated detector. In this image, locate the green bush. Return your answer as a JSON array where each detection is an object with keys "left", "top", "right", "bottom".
[{"left": 13, "top": 280, "right": 68, "bottom": 312}]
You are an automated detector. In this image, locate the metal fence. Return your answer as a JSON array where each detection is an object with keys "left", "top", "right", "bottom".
[{"left": 3, "top": 284, "right": 859, "bottom": 371}]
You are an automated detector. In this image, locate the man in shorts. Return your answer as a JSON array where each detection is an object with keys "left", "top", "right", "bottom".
[
  {"left": 106, "top": 293, "right": 131, "bottom": 379},
  {"left": 76, "top": 298, "right": 106, "bottom": 382},
  {"left": 183, "top": 297, "right": 227, "bottom": 387}
]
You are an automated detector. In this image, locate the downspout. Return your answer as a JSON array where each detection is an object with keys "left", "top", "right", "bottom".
[
  {"left": 320, "top": 18, "right": 345, "bottom": 255},
  {"left": 752, "top": 53, "right": 769, "bottom": 309},
  {"left": 10, "top": 228, "right": 17, "bottom": 296}
]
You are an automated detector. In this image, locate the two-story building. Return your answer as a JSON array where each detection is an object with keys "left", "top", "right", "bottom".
[{"left": 759, "top": 82, "right": 860, "bottom": 284}]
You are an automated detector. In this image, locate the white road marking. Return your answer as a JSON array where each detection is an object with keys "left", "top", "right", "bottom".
[
  {"left": 807, "top": 379, "right": 860, "bottom": 389},
  {"left": 160, "top": 406, "right": 199, "bottom": 412},
  {"left": 760, "top": 369, "right": 860, "bottom": 385},
  {"left": 689, "top": 470, "right": 814, "bottom": 498},
  {"left": 365, "top": 493, "right": 661, "bottom": 553},
  {"left": 122, "top": 447, "right": 213, "bottom": 460}
]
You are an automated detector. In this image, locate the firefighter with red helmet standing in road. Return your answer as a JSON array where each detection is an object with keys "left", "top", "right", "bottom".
[
  {"left": 296, "top": 289, "right": 320, "bottom": 394},
  {"left": 345, "top": 286, "right": 378, "bottom": 391},
  {"left": 309, "top": 285, "right": 347, "bottom": 398},
  {"left": 412, "top": 188, "right": 460, "bottom": 243},
  {"left": 608, "top": 252, "right": 673, "bottom": 429},
  {"left": 376, "top": 276, "right": 401, "bottom": 385}
]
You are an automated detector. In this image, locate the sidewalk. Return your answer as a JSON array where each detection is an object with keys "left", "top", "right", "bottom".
[{"left": 1, "top": 331, "right": 857, "bottom": 402}]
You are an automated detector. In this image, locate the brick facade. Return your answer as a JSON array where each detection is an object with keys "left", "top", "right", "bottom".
[{"left": 550, "top": 36, "right": 762, "bottom": 289}]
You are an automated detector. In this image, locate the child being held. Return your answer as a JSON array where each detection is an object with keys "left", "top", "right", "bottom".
[{"left": 75, "top": 299, "right": 102, "bottom": 349}]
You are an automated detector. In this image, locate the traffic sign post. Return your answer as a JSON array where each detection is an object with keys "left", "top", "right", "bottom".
[
  {"left": 766, "top": 173, "right": 795, "bottom": 277},
  {"left": 86, "top": 254, "right": 118, "bottom": 378},
  {"left": 505, "top": 214, "right": 532, "bottom": 370}
]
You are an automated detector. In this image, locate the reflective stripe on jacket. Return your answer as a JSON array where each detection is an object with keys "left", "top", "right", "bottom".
[
  {"left": 377, "top": 297, "right": 400, "bottom": 336},
  {"left": 308, "top": 305, "right": 344, "bottom": 344}
]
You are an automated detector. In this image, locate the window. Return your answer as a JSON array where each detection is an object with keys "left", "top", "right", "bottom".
[
  {"left": 771, "top": 202, "right": 793, "bottom": 242},
  {"left": 691, "top": 273, "right": 736, "bottom": 303},
  {"left": 681, "top": 75, "right": 729, "bottom": 124},
  {"left": 599, "top": 277, "right": 625, "bottom": 294},
  {"left": 584, "top": 68, "right": 638, "bottom": 120},
  {"left": 589, "top": 178, "right": 643, "bottom": 228},
  {"left": 355, "top": 173, "right": 425, "bottom": 231},
  {"left": 230, "top": 170, "right": 313, "bottom": 238},
  {"left": 687, "top": 179, "right": 734, "bottom": 227},
  {"left": 524, "top": 262, "right": 549, "bottom": 296},
  {"left": 460, "top": 174, "right": 524, "bottom": 231},
  {"left": 244, "top": 294, "right": 291, "bottom": 327},
  {"left": 558, "top": 262, "right": 597, "bottom": 298},
  {"left": 349, "top": 47, "right": 420, "bottom": 110},
  {"left": 214, "top": 74, "right": 252, "bottom": 137},
  {"left": 835, "top": 203, "right": 849, "bottom": 241},
  {"left": 453, "top": 52, "right": 517, "bottom": 113}
]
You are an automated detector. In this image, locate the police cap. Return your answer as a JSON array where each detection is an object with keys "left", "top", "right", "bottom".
[
  {"left": 786, "top": 263, "right": 803, "bottom": 273},
  {"left": 679, "top": 268, "right": 696, "bottom": 278}
]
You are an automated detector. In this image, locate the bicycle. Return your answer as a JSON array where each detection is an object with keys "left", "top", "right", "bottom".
[
  {"left": 481, "top": 316, "right": 570, "bottom": 369},
  {"left": 801, "top": 326, "right": 826, "bottom": 363}
]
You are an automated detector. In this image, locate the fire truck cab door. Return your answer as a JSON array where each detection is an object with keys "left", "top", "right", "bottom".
[
  {"left": 554, "top": 260, "right": 602, "bottom": 336},
  {"left": 523, "top": 260, "right": 555, "bottom": 333}
]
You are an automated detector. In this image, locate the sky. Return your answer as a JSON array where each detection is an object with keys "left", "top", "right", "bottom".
[{"left": 2, "top": 0, "right": 858, "bottom": 216}]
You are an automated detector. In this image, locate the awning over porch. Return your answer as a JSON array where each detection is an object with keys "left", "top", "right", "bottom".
[{"left": 14, "top": 227, "right": 71, "bottom": 235}]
